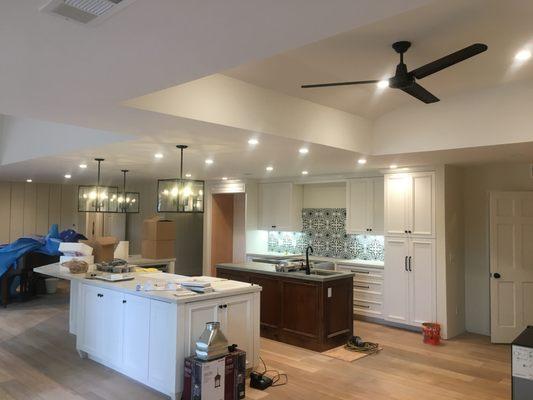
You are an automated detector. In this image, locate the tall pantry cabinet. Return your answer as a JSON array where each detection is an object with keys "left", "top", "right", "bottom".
[{"left": 383, "top": 171, "right": 436, "bottom": 327}]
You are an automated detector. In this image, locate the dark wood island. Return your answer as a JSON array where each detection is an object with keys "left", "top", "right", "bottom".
[{"left": 216, "top": 263, "right": 354, "bottom": 352}]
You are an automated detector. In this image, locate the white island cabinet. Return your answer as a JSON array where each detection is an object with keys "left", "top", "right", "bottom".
[{"left": 35, "top": 264, "right": 261, "bottom": 400}]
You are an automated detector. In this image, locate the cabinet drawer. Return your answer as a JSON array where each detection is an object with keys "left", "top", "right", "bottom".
[
  {"left": 353, "top": 289, "right": 382, "bottom": 302},
  {"left": 353, "top": 280, "right": 382, "bottom": 294},
  {"left": 353, "top": 299, "right": 383, "bottom": 317},
  {"left": 337, "top": 265, "right": 383, "bottom": 281}
]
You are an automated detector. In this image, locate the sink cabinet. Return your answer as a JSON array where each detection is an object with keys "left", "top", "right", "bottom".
[{"left": 216, "top": 266, "right": 353, "bottom": 351}]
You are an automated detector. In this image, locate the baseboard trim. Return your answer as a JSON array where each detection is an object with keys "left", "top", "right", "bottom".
[{"left": 354, "top": 314, "right": 422, "bottom": 333}]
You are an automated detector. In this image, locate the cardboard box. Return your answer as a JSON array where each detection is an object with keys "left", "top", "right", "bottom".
[
  {"left": 142, "top": 216, "right": 176, "bottom": 241},
  {"left": 141, "top": 240, "right": 175, "bottom": 259},
  {"left": 81, "top": 236, "right": 118, "bottom": 263},
  {"left": 58, "top": 242, "right": 93, "bottom": 256},
  {"left": 183, "top": 350, "right": 246, "bottom": 400}
]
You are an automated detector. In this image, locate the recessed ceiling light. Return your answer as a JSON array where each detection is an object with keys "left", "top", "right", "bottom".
[
  {"left": 301, "top": 170, "right": 309, "bottom": 175},
  {"left": 26, "top": 179, "right": 32, "bottom": 183},
  {"left": 205, "top": 159, "right": 214, "bottom": 165},
  {"left": 390, "top": 164, "right": 398, "bottom": 169},
  {"left": 515, "top": 49, "right": 531, "bottom": 61},
  {"left": 299, "top": 148, "right": 309, "bottom": 154},
  {"left": 222, "top": 177, "right": 228, "bottom": 181},
  {"left": 64, "top": 174, "right": 72, "bottom": 179},
  {"left": 266, "top": 166, "right": 274, "bottom": 172},
  {"left": 377, "top": 80, "right": 389, "bottom": 89},
  {"left": 154, "top": 153, "right": 163, "bottom": 159},
  {"left": 79, "top": 164, "right": 87, "bottom": 169},
  {"left": 248, "top": 138, "right": 259, "bottom": 145},
  {"left": 185, "top": 173, "right": 192, "bottom": 178},
  {"left": 358, "top": 158, "right": 367, "bottom": 165}
]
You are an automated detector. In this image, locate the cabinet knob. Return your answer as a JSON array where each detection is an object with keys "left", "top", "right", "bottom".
[
  {"left": 493, "top": 272, "right": 501, "bottom": 279},
  {"left": 122, "top": 300, "right": 127, "bottom": 304}
]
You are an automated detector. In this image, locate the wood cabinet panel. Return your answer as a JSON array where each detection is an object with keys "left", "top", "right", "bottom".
[
  {"left": 249, "top": 274, "right": 281, "bottom": 335},
  {"left": 282, "top": 280, "right": 321, "bottom": 339}
]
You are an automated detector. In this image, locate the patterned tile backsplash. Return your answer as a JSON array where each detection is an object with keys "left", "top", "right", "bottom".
[{"left": 267, "top": 208, "right": 384, "bottom": 261}]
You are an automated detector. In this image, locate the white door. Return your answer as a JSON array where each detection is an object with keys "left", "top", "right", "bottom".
[
  {"left": 490, "top": 192, "right": 533, "bottom": 343},
  {"left": 184, "top": 300, "right": 221, "bottom": 357},
  {"left": 346, "top": 179, "right": 370, "bottom": 234},
  {"left": 383, "top": 236, "right": 410, "bottom": 324},
  {"left": 122, "top": 294, "right": 150, "bottom": 382},
  {"left": 219, "top": 295, "right": 254, "bottom": 369},
  {"left": 101, "top": 288, "right": 124, "bottom": 367},
  {"left": 80, "top": 284, "right": 103, "bottom": 357},
  {"left": 408, "top": 239, "right": 435, "bottom": 326},
  {"left": 384, "top": 174, "right": 410, "bottom": 236},
  {"left": 409, "top": 172, "right": 435, "bottom": 237},
  {"left": 371, "top": 177, "right": 384, "bottom": 234}
]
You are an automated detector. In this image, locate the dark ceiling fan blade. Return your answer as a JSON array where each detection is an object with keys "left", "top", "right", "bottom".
[
  {"left": 410, "top": 43, "right": 488, "bottom": 79},
  {"left": 301, "top": 79, "right": 379, "bottom": 88},
  {"left": 401, "top": 83, "right": 439, "bottom": 104}
]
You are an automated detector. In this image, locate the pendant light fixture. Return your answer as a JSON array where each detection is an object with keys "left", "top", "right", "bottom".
[
  {"left": 78, "top": 158, "right": 119, "bottom": 213},
  {"left": 157, "top": 145, "right": 204, "bottom": 213},
  {"left": 118, "top": 170, "right": 140, "bottom": 213}
]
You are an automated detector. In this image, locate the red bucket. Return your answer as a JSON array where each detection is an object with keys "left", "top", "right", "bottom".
[{"left": 422, "top": 322, "right": 441, "bottom": 345}]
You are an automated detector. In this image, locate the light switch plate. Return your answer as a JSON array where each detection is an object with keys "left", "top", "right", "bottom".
[{"left": 327, "top": 287, "right": 332, "bottom": 298}]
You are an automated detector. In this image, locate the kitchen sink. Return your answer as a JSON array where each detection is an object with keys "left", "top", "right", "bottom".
[{"left": 291, "top": 269, "right": 343, "bottom": 276}]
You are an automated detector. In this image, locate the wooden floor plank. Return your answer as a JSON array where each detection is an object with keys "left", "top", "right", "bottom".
[{"left": 0, "top": 284, "right": 511, "bottom": 400}]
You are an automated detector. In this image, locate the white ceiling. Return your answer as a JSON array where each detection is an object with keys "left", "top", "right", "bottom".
[
  {"left": 1, "top": 0, "right": 533, "bottom": 183},
  {"left": 225, "top": 0, "right": 533, "bottom": 118}
]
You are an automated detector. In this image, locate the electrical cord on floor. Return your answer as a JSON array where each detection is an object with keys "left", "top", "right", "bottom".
[
  {"left": 255, "top": 356, "right": 288, "bottom": 387},
  {"left": 344, "top": 336, "right": 381, "bottom": 355}
]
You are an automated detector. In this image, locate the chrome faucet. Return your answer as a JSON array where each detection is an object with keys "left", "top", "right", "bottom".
[{"left": 305, "top": 245, "right": 314, "bottom": 275}]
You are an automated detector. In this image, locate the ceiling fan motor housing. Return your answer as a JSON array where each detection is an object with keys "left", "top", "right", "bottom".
[{"left": 389, "top": 63, "right": 414, "bottom": 89}]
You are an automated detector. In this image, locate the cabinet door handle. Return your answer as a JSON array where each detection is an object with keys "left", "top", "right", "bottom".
[
  {"left": 223, "top": 304, "right": 228, "bottom": 309},
  {"left": 122, "top": 300, "right": 127, "bottom": 304},
  {"left": 408, "top": 256, "right": 412, "bottom": 272},
  {"left": 354, "top": 285, "right": 370, "bottom": 289},
  {"left": 404, "top": 256, "right": 408, "bottom": 271}
]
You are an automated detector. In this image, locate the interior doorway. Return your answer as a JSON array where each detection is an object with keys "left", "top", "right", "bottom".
[
  {"left": 490, "top": 191, "right": 533, "bottom": 342},
  {"left": 210, "top": 192, "right": 246, "bottom": 276}
]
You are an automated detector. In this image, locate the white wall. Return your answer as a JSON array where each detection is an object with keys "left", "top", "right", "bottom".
[
  {"left": 302, "top": 182, "right": 346, "bottom": 208},
  {"left": 0, "top": 181, "right": 79, "bottom": 244},
  {"left": 372, "top": 82, "right": 533, "bottom": 156},
  {"left": 463, "top": 162, "right": 533, "bottom": 335},
  {"left": 444, "top": 165, "right": 466, "bottom": 338}
]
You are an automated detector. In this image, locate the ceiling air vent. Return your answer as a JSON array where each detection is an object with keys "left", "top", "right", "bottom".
[{"left": 40, "top": 0, "right": 136, "bottom": 25}]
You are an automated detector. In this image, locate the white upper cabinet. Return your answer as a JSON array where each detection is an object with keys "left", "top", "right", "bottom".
[
  {"left": 384, "top": 172, "right": 435, "bottom": 237},
  {"left": 258, "top": 182, "right": 303, "bottom": 231},
  {"left": 346, "top": 177, "right": 384, "bottom": 234}
]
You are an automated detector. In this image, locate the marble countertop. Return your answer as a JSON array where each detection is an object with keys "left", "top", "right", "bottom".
[
  {"left": 35, "top": 263, "right": 261, "bottom": 304},
  {"left": 217, "top": 262, "right": 354, "bottom": 282},
  {"left": 246, "top": 252, "right": 384, "bottom": 268}
]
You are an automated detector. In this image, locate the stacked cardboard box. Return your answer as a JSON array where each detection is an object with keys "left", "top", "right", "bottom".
[
  {"left": 141, "top": 216, "right": 176, "bottom": 259},
  {"left": 183, "top": 350, "right": 246, "bottom": 400},
  {"left": 80, "top": 237, "right": 118, "bottom": 263}
]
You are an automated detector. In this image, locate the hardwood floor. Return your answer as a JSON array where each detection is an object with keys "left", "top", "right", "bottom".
[{"left": 0, "top": 285, "right": 510, "bottom": 400}]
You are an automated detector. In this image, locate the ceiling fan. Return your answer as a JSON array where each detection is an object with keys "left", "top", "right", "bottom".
[{"left": 301, "top": 41, "right": 488, "bottom": 104}]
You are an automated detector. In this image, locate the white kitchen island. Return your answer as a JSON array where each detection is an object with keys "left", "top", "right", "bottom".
[{"left": 35, "top": 264, "right": 261, "bottom": 400}]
